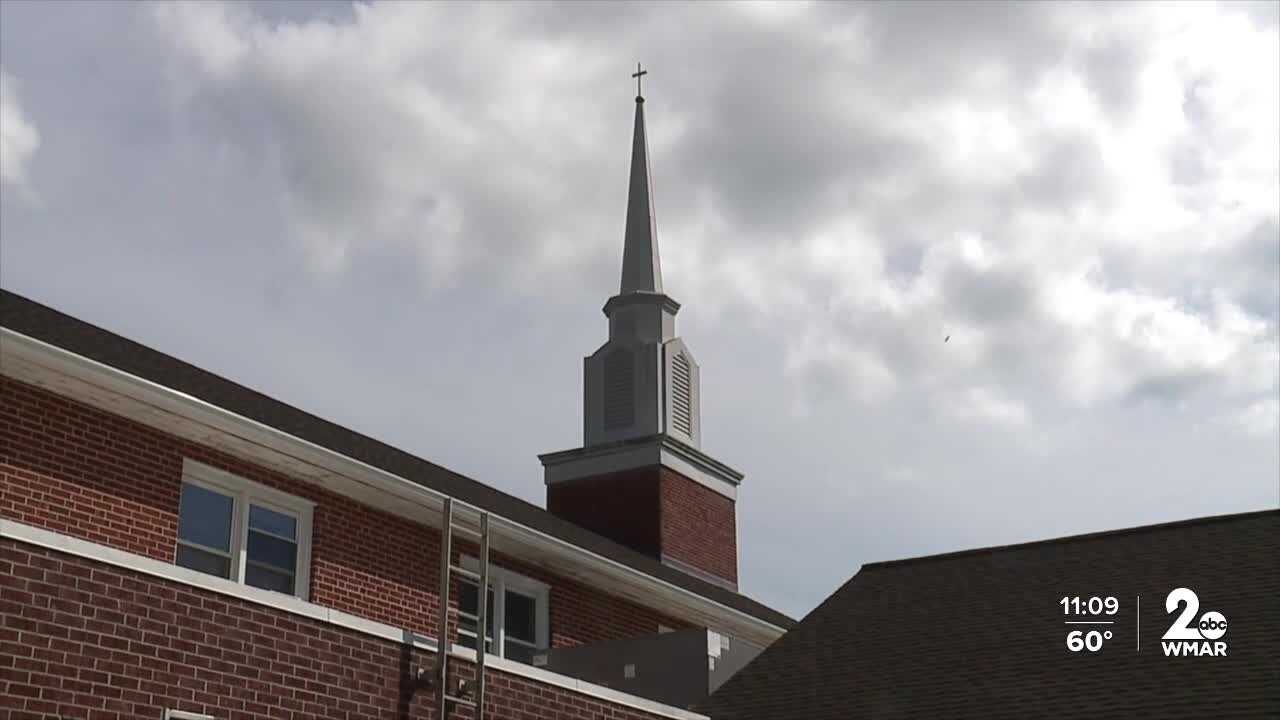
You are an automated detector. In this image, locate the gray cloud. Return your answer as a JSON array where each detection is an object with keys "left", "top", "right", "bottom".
[
  {"left": 1234, "top": 218, "right": 1280, "bottom": 321},
  {"left": 1016, "top": 131, "right": 1112, "bottom": 212},
  {"left": 852, "top": 0, "right": 1074, "bottom": 95},
  {"left": 1236, "top": 0, "right": 1280, "bottom": 28}
]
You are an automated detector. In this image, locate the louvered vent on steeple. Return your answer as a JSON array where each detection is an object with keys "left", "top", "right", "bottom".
[
  {"left": 671, "top": 353, "right": 692, "bottom": 436},
  {"left": 604, "top": 348, "right": 635, "bottom": 429}
]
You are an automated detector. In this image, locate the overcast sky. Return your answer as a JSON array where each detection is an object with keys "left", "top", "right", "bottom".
[{"left": 2, "top": 0, "right": 1277, "bottom": 620}]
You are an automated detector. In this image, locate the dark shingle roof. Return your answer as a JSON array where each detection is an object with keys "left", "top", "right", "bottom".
[
  {"left": 698, "top": 509, "right": 1279, "bottom": 719},
  {"left": 0, "top": 289, "right": 793, "bottom": 631}
]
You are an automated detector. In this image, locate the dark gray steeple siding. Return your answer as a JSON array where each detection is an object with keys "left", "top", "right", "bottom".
[{"left": 620, "top": 97, "right": 663, "bottom": 295}]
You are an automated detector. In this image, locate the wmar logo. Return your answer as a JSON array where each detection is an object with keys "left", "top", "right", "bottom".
[{"left": 1161, "top": 588, "right": 1228, "bottom": 657}]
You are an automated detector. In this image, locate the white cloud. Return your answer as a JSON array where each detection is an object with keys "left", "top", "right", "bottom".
[
  {"left": 146, "top": 0, "right": 1278, "bottom": 436},
  {"left": 0, "top": 68, "right": 40, "bottom": 199},
  {"left": 940, "top": 385, "right": 1031, "bottom": 429},
  {"left": 1232, "top": 396, "right": 1280, "bottom": 437}
]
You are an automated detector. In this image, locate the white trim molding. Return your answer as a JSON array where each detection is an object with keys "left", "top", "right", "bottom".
[
  {"left": 0, "top": 519, "right": 710, "bottom": 720},
  {"left": 0, "top": 327, "right": 784, "bottom": 648},
  {"left": 539, "top": 434, "right": 742, "bottom": 500}
]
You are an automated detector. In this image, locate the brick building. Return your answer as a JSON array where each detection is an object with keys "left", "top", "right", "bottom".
[{"left": 1, "top": 87, "right": 793, "bottom": 719}]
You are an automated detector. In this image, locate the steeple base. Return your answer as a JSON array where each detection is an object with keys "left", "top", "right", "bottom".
[{"left": 540, "top": 435, "right": 742, "bottom": 590}]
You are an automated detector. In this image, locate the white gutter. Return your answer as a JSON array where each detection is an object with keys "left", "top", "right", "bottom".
[{"left": 0, "top": 328, "right": 787, "bottom": 645}]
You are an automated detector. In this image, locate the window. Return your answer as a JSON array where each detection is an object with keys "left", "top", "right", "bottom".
[
  {"left": 174, "top": 460, "right": 314, "bottom": 600},
  {"left": 456, "top": 559, "right": 549, "bottom": 665}
]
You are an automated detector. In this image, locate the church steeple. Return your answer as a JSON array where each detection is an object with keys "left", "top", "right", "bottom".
[
  {"left": 620, "top": 86, "right": 663, "bottom": 295},
  {"left": 587, "top": 71, "right": 696, "bottom": 450},
  {"left": 539, "top": 70, "right": 744, "bottom": 591}
]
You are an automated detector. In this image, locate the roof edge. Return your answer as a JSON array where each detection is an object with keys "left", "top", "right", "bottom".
[
  {"left": 0, "top": 288, "right": 795, "bottom": 634},
  {"left": 863, "top": 508, "right": 1280, "bottom": 571}
]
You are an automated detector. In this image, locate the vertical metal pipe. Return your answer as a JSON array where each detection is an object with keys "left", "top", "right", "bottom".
[
  {"left": 474, "top": 512, "right": 491, "bottom": 719},
  {"left": 436, "top": 498, "right": 453, "bottom": 720}
]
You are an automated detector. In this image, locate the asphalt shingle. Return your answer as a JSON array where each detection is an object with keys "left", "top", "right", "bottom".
[{"left": 698, "top": 510, "right": 1279, "bottom": 719}]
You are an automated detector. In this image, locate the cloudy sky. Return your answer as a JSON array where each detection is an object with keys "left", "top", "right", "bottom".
[{"left": 2, "top": 0, "right": 1277, "bottom": 619}]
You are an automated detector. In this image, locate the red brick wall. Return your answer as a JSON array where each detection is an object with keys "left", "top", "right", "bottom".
[
  {"left": 0, "top": 540, "right": 688, "bottom": 720},
  {"left": 546, "top": 468, "right": 662, "bottom": 558},
  {"left": 546, "top": 466, "right": 737, "bottom": 588},
  {"left": 659, "top": 469, "right": 738, "bottom": 587},
  {"left": 0, "top": 377, "right": 683, "bottom": 652}
]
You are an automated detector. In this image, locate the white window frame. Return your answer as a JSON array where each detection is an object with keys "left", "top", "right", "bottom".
[
  {"left": 458, "top": 556, "right": 550, "bottom": 663},
  {"left": 176, "top": 459, "right": 315, "bottom": 601}
]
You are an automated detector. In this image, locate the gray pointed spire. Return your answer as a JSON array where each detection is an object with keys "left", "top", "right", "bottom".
[{"left": 619, "top": 94, "right": 663, "bottom": 295}]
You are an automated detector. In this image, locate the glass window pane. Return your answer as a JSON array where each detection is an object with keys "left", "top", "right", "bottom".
[
  {"left": 247, "top": 531, "right": 297, "bottom": 572},
  {"left": 504, "top": 590, "right": 537, "bottom": 644},
  {"left": 245, "top": 564, "right": 295, "bottom": 595},
  {"left": 504, "top": 640, "right": 537, "bottom": 665},
  {"left": 249, "top": 504, "right": 297, "bottom": 540},
  {"left": 458, "top": 580, "right": 495, "bottom": 636},
  {"left": 177, "top": 482, "right": 234, "bottom": 551},
  {"left": 176, "top": 544, "right": 231, "bottom": 579},
  {"left": 459, "top": 579, "right": 476, "bottom": 614},
  {"left": 457, "top": 632, "right": 493, "bottom": 653}
]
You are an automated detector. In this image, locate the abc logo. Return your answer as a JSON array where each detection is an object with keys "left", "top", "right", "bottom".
[
  {"left": 1198, "top": 611, "right": 1227, "bottom": 640},
  {"left": 1163, "top": 588, "right": 1228, "bottom": 642}
]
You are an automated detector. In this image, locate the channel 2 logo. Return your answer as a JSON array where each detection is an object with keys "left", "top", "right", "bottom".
[{"left": 1161, "top": 588, "right": 1227, "bottom": 657}]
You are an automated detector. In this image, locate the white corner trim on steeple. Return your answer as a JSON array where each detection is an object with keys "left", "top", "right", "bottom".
[{"left": 540, "top": 434, "right": 743, "bottom": 500}]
